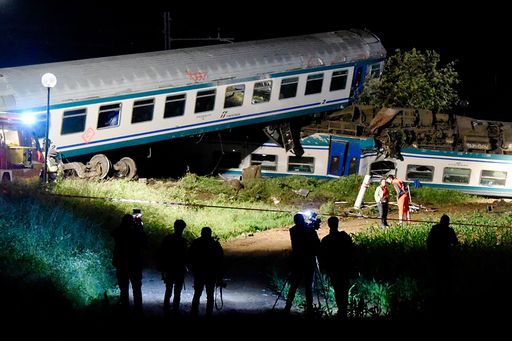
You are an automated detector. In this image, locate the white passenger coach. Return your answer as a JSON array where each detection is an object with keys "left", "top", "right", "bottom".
[
  {"left": 0, "top": 29, "right": 385, "bottom": 179},
  {"left": 210, "top": 133, "right": 512, "bottom": 198}
]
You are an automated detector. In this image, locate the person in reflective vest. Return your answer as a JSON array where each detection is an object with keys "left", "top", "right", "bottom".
[{"left": 386, "top": 175, "right": 411, "bottom": 223}]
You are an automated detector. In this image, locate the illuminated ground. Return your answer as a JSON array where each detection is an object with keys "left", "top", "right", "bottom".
[
  {"left": 140, "top": 268, "right": 279, "bottom": 317},
  {"left": 135, "top": 216, "right": 403, "bottom": 319}
]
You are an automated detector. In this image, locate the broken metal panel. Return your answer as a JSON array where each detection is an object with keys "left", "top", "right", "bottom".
[
  {"left": 263, "top": 121, "right": 304, "bottom": 157},
  {"left": 262, "top": 124, "right": 282, "bottom": 146},
  {"left": 457, "top": 116, "right": 489, "bottom": 136},
  {"left": 418, "top": 109, "right": 433, "bottom": 126},
  {"left": 399, "top": 108, "right": 419, "bottom": 127},
  {"left": 456, "top": 116, "right": 495, "bottom": 152},
  {"left": 368, "top": 107, "right": 401, "bottom": 134},
  {"left": 462, "top": 135, "right": 492, "bottom": 151},
  {"left": 501, "top": 125, "right": 512, "bottom": 152},
  {"left": 435, "top": 113, "right": 451, "bottom": 124}
]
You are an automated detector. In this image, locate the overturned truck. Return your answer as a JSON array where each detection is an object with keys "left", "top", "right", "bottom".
[{"left": 302, "top": 104, "right": 512, "bottom": 158}]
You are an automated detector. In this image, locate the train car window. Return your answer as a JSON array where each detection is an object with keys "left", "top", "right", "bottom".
[
  {"left": 287, "top": 156, "right": 314, "bottom": 173},
  {"left": 480, "top": 170, "right": 507, "bottom": 186},
  {"left": 251, "top": 153, "right": 277, "bottom": 171},
  {"left": 369, "top": 161, "right": 395, "bottom": 179},
  {"left": 329, "top": 155, "right": 340, "bottom": 175},
  {"left": 97, "top": 103, "right": 121, "bottom": 129},
  {"left": 348, "top": 157, "right": 359, "bottom": 175},
  {"left": 369, "top": 63, "right": 382, "bottom": 79},
  {"left": 224, "top": 84, "right": 245, "bottom": 108},
  {"left": 442, "top": 167, "right": 471, "bottom": 184},
  {"left": 252, "top": 81, "right": 272, "bottom": 104},
  {"left": 195, "top": 89, "right": 216, "bottom": 113},
  {"left": 164, "top": 94, "right": 186, "bottom": 118},
  {"left": 61, "top": 108, "right": 86, "bottom": 135},
  {"left": 406, "top": 165, "right": 435, "bottom": 182},
  {"left": 305, "top": 73, "right": 324, "bottom": 95},
  {"left": 330, "top": 70, "right": 348, "bottom": 91},
  {"left": 131, "top": 99, "right": 154, "bottom": 124},
  {"left": 279, "top": 77, "right": 299, "bottom": 99}
]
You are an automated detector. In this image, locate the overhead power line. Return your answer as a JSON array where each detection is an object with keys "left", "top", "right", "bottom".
[{"left": 44, "top": 193, "right": 512, "bottom": 229}]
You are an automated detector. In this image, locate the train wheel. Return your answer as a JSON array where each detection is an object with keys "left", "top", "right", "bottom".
[
  {"left": 61, "top": 162, "right": 86, "bottom": 178},
  {"left": 89, "top": 154, "right": 111, "bottom": 180},
  {"left": 113, "top": 157, "right": 137, "bottom": 180}
]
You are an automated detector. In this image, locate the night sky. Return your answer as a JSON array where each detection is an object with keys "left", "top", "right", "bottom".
[{"left": 0, "top": 0, "right": 508, "bottom": 120}]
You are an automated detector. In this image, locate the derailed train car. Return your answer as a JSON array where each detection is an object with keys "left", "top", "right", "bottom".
[
  {"left": 206, "top": 105, "right": 512, "bottom": 198},
  {"left": 0, "top": 30, "right": 385, "bottom": 180}
]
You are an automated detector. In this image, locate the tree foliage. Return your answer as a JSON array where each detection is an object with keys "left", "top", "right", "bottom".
[{"left": 360, "top": 49, "right": 460, "bottom": 112}]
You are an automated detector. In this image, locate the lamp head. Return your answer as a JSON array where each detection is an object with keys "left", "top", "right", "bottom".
[{"left": 41, "top": 73, "right": 57, "bottom": 88}]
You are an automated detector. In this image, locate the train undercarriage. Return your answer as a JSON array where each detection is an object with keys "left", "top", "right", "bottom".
[{"left": 51, "top": 151, "right": 137, "bottom": 181}]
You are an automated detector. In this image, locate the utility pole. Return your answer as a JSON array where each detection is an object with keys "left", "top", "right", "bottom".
[
  {"left": 163, "top": 11, "right": 172, "bottom": 50},
  {"left": 162, "top": 13, "right": 234, "bottom": 50}
]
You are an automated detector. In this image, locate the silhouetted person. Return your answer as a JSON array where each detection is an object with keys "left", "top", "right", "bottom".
[
  {"left": 284, "top": 213, "right": 320, "bottom": 315},
  {"left": 426, "top": 214, "right": 459, "bottom": 315},
  {"left": 319, "top": 216, "right": 355, "bottom": 319},
  {"left": 374, "top": 178, "right": 389, "bottom": 227},
  {"left": 111, "top": 213, "right": 147, "bottom": 314},
  {"left": 189, "top": 227, "right": 224, "bottom": 317},
  {"left": 157, "top": 219, "right": 188, "bottom": 314}
]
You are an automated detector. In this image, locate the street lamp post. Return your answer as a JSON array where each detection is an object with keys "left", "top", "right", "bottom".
[{"left": 41, "top": 73, "right": 57, "bottom": 183}]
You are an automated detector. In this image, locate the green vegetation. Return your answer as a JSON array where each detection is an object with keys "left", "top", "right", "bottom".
[
  {"left": 50, "top": 174, "right": 382, "bottom": 243},
  {"left": 3, "top": 174, "right": 508, "bottom": 320},
  {"left": 360, "top": 49, "right": 460, "bottom": 112},
  {"left": 0, "top": 193, "right": 114, "bottom": 314},
  {"left": 408, "top": 186, "right": 474, "bottom": 205},
  {"left": 279, "top": 213, "right": 512, "bottom": 318}
]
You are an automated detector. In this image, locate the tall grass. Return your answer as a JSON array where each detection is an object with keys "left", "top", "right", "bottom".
[
  {"left": 51, "top": 174, "right": 478, "bottom": 245},
  {"left": 270, "top": 211, "right": 512, "bottom": 319},
  {"left": 52, "top": 177, "right": 292, "bottom": 243},
  {"left": 351, "top": 212, "right": 512, "bottom": 318},
  {"left": 0, "top": 194, "right": 115, "bottom": 309},
  {"left": 409, "top": 186, "right": 477, "bottom": 205},
  {"left": 240, "top": 174, "right": 377, "bottom": 205}
]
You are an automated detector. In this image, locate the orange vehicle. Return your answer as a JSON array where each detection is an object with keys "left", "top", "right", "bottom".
[{"left": 0, "top": 114, "right": 44, "bottom": 183}]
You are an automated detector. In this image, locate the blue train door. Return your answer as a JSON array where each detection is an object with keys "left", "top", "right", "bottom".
[
  {"left": 345, "top": 141, "right": 361, "bottom": 176},
  {"left": 328, "top": 139, "right": 362, "bottom": 176},
  {"left": 328, "top": 140, "right": 347, "bottom": 176},
  {"left": 350, "top": 64, "right": 366, "bottom": 99}
]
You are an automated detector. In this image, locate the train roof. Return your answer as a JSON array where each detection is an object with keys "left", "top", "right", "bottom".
[{"left": 0, "top": 29, "right": 385, "bottom": 112}]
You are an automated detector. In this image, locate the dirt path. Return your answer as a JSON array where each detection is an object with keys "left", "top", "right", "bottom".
[
  {"left": 139, "top": 216, "right": 375, "bottom": 318},
  {"left": 221, "top": 201, "right": 472, "bottom": 254}
]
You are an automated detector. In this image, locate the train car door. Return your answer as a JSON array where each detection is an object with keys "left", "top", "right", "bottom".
[
  {"left": 345, "top": 141, "right": 361, "bottom": 176},
  {"left": 329, "top": 139, "right": 362, "bottom": 177},
  {"left": 350, "top": 64, "right": 367, "bottom": 99},
  {"left": 328, "top": 140, "right": 347, "bottom": 176}
]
